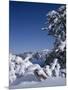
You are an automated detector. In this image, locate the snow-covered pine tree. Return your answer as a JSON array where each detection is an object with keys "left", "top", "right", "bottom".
[{"left": 42, "top": 5, "right": 66, "bottom": 69}]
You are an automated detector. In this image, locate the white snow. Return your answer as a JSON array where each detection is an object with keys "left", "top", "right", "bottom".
[
  {"left": 9, "top": 54, "right": 46, "bottom": 84},
  {"left": 51, "top": 58, "right": 58, "bottom": 70},
  {"left": 47, "top": 10, "right": 58, "bottom": 19},
  {"left": 58, "top": 40, "right": 66, "bottom": 51},
  {"left": 9, "top": 69, "right": 16, "bottom": 84},
  {"left": 27, "top": 64, "right": 41, "bottom": 71},
  {"left": 9, "top": 53, "right": 16, "bottom": 62},
  {"left": 54, "top": 18, "right": 58, "bottom": 23},
  {"left": 15, "top": 56, "right": 23, "bottom": 64},
  {"left": 24, "top": 54, "right": 32, "bottom": 61},
  {"left": 49, "top": 24, "right": 52, "bottom": 29},
  {"left": 44, "top": 65, "right": 52, "bottom": 77},
  {"left": 9, "top": 77, "right": 66, "bottom": 89},
  {"left": 54, "top": 63, "right": 60, "bottom": 77},
  {"left": 24, "top": 60, "right": 33, "bottom": 68},
  {"left": 37, "top": 69, "right": 47, "bottom": 78},
  {"left": 9, "top": 53, "right": 66, "bottom": 89}
]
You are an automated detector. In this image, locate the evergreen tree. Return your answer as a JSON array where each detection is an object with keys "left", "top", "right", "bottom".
[{"left": 42, "top": 5, "right": 66, "bottom": 68}]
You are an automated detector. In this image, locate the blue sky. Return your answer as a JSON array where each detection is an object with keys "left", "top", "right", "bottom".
[{"left": 9, "top": 1, "right": 63, "bottom": 54}]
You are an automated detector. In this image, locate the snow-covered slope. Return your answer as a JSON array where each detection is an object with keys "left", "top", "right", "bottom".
[
  {"left": 9, "top": 53, "right": 47, "bottom": 84},
  {"left": 9, "top": 53, "right": 66, "bottom": 88},
  {"left": 10, "top": 77, "right": 66, "bottom": 89}
]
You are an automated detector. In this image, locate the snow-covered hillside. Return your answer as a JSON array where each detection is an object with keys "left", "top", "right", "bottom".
[
  {"left": 9, "top": 52, "right": 66, "bottom": 89},
  {"left": 10, "top": 77, "right": 66, "bottom": 89}
]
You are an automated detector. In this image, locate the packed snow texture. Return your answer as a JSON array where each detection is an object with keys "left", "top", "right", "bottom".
[
  {"left": 10, "top": 77, "right": 66, "bottom": 89},
  {"left": 9, "top": 53, "right": 66, "bottom": 89}
]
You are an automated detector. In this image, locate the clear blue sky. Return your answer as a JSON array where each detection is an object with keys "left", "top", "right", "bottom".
[{"left": 9, "top": 1, "right": 63, "bottom": 54}]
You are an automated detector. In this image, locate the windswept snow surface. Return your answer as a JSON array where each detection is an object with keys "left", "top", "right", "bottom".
[
  {"left": 10, "top": 77, "right": 66, "bottom": 89},
  {"left": 9, "top": 53, "right": 66, "bottom": 89}
]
